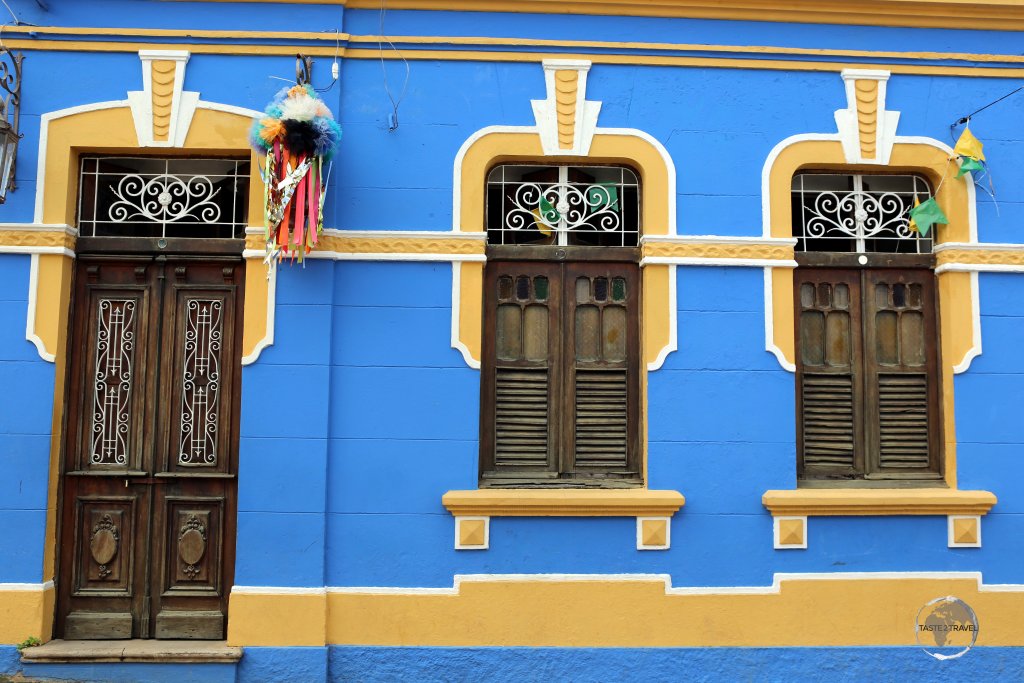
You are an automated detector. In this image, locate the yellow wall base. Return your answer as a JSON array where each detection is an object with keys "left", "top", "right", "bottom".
[
  {"left": 0, "top": 586, "right": 54, "bottom": 645},
  {"left": 226, "top": 575, "right": 1024, "bottom": 648}
]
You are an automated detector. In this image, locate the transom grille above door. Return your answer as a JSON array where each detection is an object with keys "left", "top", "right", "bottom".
[{"left": 78, "top": 157, "right": 250, "bottom": 239}]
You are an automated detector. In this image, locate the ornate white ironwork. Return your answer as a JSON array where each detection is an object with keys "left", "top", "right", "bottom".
[
  {"left": 792, "top": 174, "right": 932, "bottom": 254},
  {"left": 178, "top": 299, "right": 222, "bottom": 466},
  {"left": 504, "top": 182, "right": 621, "bottom": 234},
  {"left": 108, "top": 174, "right": 222, "bottom": 225},
  {"left": 90, "top": 299, "right": 136, "bottom": 466},
  {"left": 803, "top": 190, "right": 916, "bottom": 242}
]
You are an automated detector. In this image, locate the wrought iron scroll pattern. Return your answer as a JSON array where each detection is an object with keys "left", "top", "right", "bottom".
[
  {"left": 505, "top": 182, "right": 622, "bottom": 234},
  {"left": 90, "top": 299, "right": 137, "bottom": 466},
  {"left": 178, "top": 299, "right": 223, "bottom": 466},
  {"left": 108, "top": 174, "right": 222, "bottom": 225},
  {"left": 803, "top": 191, "right": 915, "bottom": 242}
]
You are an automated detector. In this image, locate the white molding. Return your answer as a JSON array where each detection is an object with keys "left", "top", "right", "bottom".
[
  {"left": 531, "top": 60, "right": 600, "bottom": 156},
  {"left": 933, "top": 241, "right": 1024, "bottom": 253},
  {"left": 231, "top": 585, "right": 327, "bottom": 595},
  {"left": 953, "top": 270, "right": 983, "bottom": 374},
  {"left": 948, "top": 515, "right": 982, "bottom": 549},
  {"left": 0, "top": 246, "right": 75, "bottom": 257},
  {"left": 834, "top": 69, "right": 899, "bottom": 165},
  {"left": 34, "top": 100, "right": 131, "bottom": 224},
  {"left": 0, "top": 223, "right": 76, "bottom": 233},
  {"left": 642, "top": 234, "right": 795, "bottom": 246},
  {"left": 454, "top": 516, "right": 490, "bottom": 550},
  {"left": 937, "top": 264, "right": 1024, "bottom": 274},
  {"left": 647, "top": 264, "right": 677, "bottom": 372},
  {"left": 128, "top": 50, "right": 198, "bottom": 148},
  {"left": 245, "top": 571, "right": 1024, "bottom": 598},
  {"left": 764, "top": 267, "right": 796, "bottom": 372},
  {"left": 243, "top": 249, "right": 485, "bottom": 263},
  {"left": 24, "top": 254, "right": 54, "bottom": 362},
  {"left": 241, "top": 259, "right": 277, "bottom": 367},
  {"left": 636, "top": 516, "right": 671, "bottom": 551},
  {"left": 450, "top": 262, "right": 480, "bottom": 369},
  {"left": 195, "top": 100, "right": 261, "bottom": 120},
  {"left": 0, "top": 580, "right": 54, "bottom": 592},
  {"left": 773, "top": 515, "right": 808, "bottom": 550},
  {"left": 641, "top": 257, "right": 797, "bottom": 268}
]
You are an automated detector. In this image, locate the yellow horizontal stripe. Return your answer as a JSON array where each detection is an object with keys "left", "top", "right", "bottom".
[
  {"left": 8, "top": 24, "right": 1024, "bottom": 66},
  {"left": 442, "top": 488, "right": 685, "bottom": 516},
  {"left": 762, "top": 489, "right": 998, "bottom": 517},
  {"left": 228, "top": 574, "right": 1024, "bottom": 647}
]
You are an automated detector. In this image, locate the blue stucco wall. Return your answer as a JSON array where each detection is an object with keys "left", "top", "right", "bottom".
[
  {"left": 1, "top": 1, "right": 1024, "bottom": 680},
  {"left": 0, "top": 254, "right": 54, "bottom": 585},
  {"left": 6, "top": 644, "right": 1024, "bottom": 682}
]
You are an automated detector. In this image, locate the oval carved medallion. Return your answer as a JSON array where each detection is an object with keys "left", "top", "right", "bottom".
[{"left": 89, "top": 515, "right": 119, "bottom": 567}]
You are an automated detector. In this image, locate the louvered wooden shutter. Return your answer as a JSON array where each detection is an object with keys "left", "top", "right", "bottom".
[
  {"left": 795, "top": 267, "right": 940, "bottom": 481},
  {"left": 863, "top": 269, "right": 941, "bottom": 475},
  {"left": 565, "top": 262, "right": 640, "bottom": 477},
  {"left": 482, "top": 257, "right": 640, "bottom": 484},
  {"left": 795, "top": 269, "right": 864, "bottom": 477},
  {"left": 481, "top": 263, "right": 560, "bottom": 480}
]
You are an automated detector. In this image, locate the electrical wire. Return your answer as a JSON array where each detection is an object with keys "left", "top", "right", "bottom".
[
  {"left": 0, "top": 0, "right": 18, "bottom": 26},
  {"left": 950, "top": 85, "right": 1023, "bottom": 140},
  {"left": 378, "top": 0, "right": 409, "bottom": 131}
]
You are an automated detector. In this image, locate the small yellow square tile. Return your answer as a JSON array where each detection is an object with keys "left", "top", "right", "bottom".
[
  {"left": 778, "top": 518, "right": 805, "bottom": 546},
  {"left": 953, "top": 517, "right": 978, "bottom": 545},
  {"left": 641, "top": 519, "right": 668, "bottom": 547},
  {"left": 458, "top": 519, "right": 487, "bottom": 547}
]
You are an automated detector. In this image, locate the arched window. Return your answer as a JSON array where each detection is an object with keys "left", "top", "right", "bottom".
[
  {"left": 792, "top": 172, "right": 941, "bottom": 484},
  {"left": 480, "top": 164, "right": 642, "bottom": 486}
]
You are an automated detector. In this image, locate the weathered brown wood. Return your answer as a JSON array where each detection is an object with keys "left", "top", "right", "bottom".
[
  {"left": 481, "top": 253, "right": 640, "bottom": 486},
  {"left": 795, "top": 267, "right": 941, "bottom": 484},
  {"left": 64, "top": 612, "right": 133, "bottom": 640},
  {"left": 57, "top": 255, "right": 243, "bottom": 640},
  {"left": 154, "top": 610, "right": 226, "bottom": 640}
]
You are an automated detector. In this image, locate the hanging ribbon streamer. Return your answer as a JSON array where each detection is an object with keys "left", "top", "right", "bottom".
[{"left": 250, "top": 76, "right": 342, "bottom": 264}]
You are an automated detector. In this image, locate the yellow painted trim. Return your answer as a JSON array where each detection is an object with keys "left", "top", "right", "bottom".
[
  {"left": 457, "top": 261, "right": 483, "bottom": 366},
  {"left": 0, "top": 586, "right": 55, "bottom": 644},
  {"left": 8, "top": 40, "right": 1024, "bottom": 79},
  {"left": 317, "top": 575, "right": 1024, "bottom": 647},
  {"left": 853, "top": 79, "right": 880, "bottom": 161},
  {"left": 442, "top": 489, "right": 685, "bottom": 517},
  {"left": 455, "top": 130, "right": 673, "bottom": 366},
  {"left": 766, "top": 140, "right": 977, "bottom": 489},
  {"left": 937, "top": 247, "right": 1024, "bottom": 268},
  {"left": 554, "top": 70, "right": 579, "bottom": 150},
  {"left": 11, "top": 24, "right": 1024, "bottom": 67},
  {"left": 227, "top": 592, "right": 326, "bottom": 646},
  {"left": 762, "top": 489, "right": 997, "bottom": 517},
  {"left": 766, "top": 139, "right": 979, "bottom": 490},
  {"left": 37, "top": 103, "right": 272, "bottom": 634},
  {"left": 150, "top": 60, "right": 176, "bottom": 142},
  {"left": 342, "top": 0, "right": 1024, "bottom": 33},
  {"left": 317, "top": 233, "right": 485, "bottom": 256},
  {"left": 41, "top": 256, "right": 73, "bottom": 587},
  {"left": 0, "top": 228, "right": 75, "bottom": 250},
  {"left": 643, "top": 240, "right": 793, "bottom": 261}
]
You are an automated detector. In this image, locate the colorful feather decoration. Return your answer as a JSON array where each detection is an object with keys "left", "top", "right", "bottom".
[{"left": 251, "top": 84, "right": 342, "bottom": 263}]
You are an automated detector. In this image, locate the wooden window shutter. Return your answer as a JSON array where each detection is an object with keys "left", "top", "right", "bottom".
[
  {"left": 862, "top": 269, "right": 942, "bottom": 476},
  {"left": 795, "top": 269, "right": 864, "bottom": 477},
  {"left": 565, "top": 261, "right": 641, "bottom": 478},
  {"left": 481, "top": 262, "right": 561, "bottom": 480}
]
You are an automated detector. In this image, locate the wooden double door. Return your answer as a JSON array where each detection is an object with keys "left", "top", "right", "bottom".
[{"left": 57, "top": 255, "right": 243, "bottom": 639}]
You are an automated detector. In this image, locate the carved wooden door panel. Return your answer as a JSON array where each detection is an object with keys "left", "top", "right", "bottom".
[{"left": 58, "top": 256, "right": 242, "bottom": 640}]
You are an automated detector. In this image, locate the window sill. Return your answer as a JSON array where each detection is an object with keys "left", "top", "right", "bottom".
[
  {"left": 442, "top": 488, "right": 685, "bottom": 517},
  {"left": 762, "top": 488, "right": 997, "bottom": 517}
]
